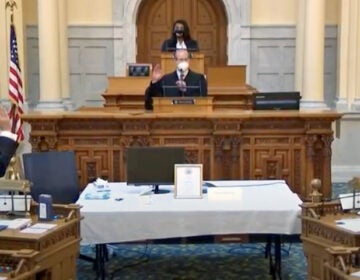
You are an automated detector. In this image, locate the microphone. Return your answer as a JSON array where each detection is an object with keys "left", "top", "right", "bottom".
[{"left": 161, "top": 85, "right": 200, "bottom": 97}]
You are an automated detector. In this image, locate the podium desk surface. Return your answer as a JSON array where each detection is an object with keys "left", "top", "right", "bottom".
[{"left": 22, "top": 108, "right": 341, "bottom": 119}]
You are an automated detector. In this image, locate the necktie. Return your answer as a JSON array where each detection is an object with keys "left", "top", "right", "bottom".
[{"left": 179, "top": 72, "right": 186, "bottom": 94}]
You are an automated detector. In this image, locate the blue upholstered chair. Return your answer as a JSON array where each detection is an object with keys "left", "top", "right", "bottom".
[{"left": 22, "top": 151, "right": 80, "bottom": 204}]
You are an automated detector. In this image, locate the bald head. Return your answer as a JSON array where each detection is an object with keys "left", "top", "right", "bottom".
[{"left": 174, "top": 49, "right": 190, "bottom": 62}]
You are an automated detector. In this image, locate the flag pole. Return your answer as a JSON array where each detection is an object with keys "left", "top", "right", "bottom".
[
  {"left": 6, "top": 0, "right": 17, "bottom": 135},
  {"left": 5, "top": 0, "right": 24, "bottom": 142},
  {"left": 5, "top": 0, "right": 16, "bottom": 24}
]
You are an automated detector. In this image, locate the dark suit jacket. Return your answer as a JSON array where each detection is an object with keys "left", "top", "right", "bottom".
[
  {"left": 161, "top": 39, "right": 199, "bottom": 52},
  {"left": 0, "top": 135, "right": 18, "bottom": 177},
  {"left": 145, "top": 70, "right": 207, "bottom": 110}
]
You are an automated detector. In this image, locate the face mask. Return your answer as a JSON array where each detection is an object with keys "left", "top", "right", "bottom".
[
  {"left": 174, "top": 29, "right": 184, "bottom": 36},
  {"left": 177, "top": 61, "right": 189, "bottom": 72}
]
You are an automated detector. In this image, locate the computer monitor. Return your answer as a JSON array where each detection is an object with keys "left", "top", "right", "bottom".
[
  {"left": 126, "top": 146, "right": 186, "bottom": 194},
  {"left": 253, "top": 91, "right": 301, "bottom": 110}
]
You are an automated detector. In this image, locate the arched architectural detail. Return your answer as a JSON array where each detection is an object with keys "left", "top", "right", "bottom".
[{"left": 112, "top": 0, "right": 251, "bottom": 75}]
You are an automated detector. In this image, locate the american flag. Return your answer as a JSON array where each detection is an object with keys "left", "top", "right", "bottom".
[{"left": 8, "top": 23, "right": 24, "bottom": 142}]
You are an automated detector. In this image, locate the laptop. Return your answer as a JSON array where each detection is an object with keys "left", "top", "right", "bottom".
[{"left": 339, "top": 192, "right": 360, "bottom": 210}]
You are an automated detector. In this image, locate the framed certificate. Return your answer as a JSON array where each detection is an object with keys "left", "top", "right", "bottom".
[{"left": 174, "top": 164, "right": 203, "bottom": 199}]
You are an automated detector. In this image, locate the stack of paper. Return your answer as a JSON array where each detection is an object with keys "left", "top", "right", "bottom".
[
  {"left": 20, "top": 223, "right": 57, "bottom": 234},
  {"left": 335, "top": 218, "right": 360, "bottom": 232},
  {"left": 0, "top": 218, "right": 31, "bottom": 229}
]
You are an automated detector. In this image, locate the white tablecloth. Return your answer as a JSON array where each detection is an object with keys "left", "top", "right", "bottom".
[{"left": 77, "top": 180, "right": 302, "bottom": 244}]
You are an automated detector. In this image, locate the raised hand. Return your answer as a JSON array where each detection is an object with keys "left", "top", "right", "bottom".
[
  {"left": 151, "top": 64, "right": 163, "bottom": 83},
  {"left": 0, "top": 105, "right": 11, "bottom": 131}
]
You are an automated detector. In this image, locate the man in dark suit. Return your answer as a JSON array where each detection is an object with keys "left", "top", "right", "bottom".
[
  {"left": 0, "top": 105, "right": 18, "bottom": 177},
  {"left": 161, "top": 19, "right": 199, "bottom": 52},
  {"left": 145, "top": 49, "right": 207, "bottom": 110}
]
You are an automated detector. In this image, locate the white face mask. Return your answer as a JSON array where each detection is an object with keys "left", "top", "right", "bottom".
[{"left": 177, "top": 61, "right": 189, "bottom": 72}]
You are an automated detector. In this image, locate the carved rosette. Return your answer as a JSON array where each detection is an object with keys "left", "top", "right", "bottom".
[
  {"left": 30, "top": 136, "right": 58, "bottom": 152},
  {"left": 213, "top": 135, "right": 241, "bottom": 175},
  {"left": 86, "top": 162, "right": 97, "bottom": 182},
  {"left": 121, "top": 136, "right": 150, "bottom": 148},
  {"left": 266, "top": 160, "right": 278, "bottom": 179},
  {"left": 185, "top": 150, "right": 198, "bottom": 164}
]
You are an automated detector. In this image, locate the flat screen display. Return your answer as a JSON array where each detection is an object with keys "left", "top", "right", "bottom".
[
  {"left": 126, "top": 146, "right": 185, "bottom": 186},
  {"left": 253, "top": 91, "right": 301, "bottom": 110}
]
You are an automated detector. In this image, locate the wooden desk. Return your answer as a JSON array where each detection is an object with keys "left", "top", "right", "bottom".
[
  {"left": 301, "top": 202, "right": 360, "bottom": 280},
  {"left": 207, "top": 66, "right": 256, "bottom": 110},
  {"left": 23, "top": 109, "right": 341, "bottom": 199},
  {"left": 152, "top": 96, "right": 213, "bottom": 113},
  {"left": 0, "top": 204, "right": 81, "bottom": 280},
  {"left": 102, "top": 65, "right": 257, "bottom": 111}
]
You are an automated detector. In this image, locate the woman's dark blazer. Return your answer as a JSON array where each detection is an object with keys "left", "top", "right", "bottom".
[{"left": 161, "top": 39, "right": 199, "bottom": 52}]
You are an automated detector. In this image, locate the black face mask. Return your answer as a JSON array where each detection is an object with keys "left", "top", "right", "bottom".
[{"left": 173, "top": 29, "right": 184, "bottom": 36}]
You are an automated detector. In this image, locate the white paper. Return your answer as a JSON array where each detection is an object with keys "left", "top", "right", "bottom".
[
  {"left": 175, "top": 165, "right": 202, "bottom": 198},
  {"left": 20, "top": 223, "right": 57, "bottom": 234},
  {"left": 20, "top": 227, "right": 48, "bottom": 234},
  {"left": 351, "top": 271, "right": 360, "bottom": 277},
  {"left": 339, "top": 193, "right": 360, "bottom": 210},
  {"left": 335, "top": 218, "right": 360, "bottom": 232},
  {"left": 207, "top": 187, "right": 243, "bottom": 201},
  {"left": 0, "top": 218, "right": 31, "bottom": 229},
  {"left": 31, "top": 223, "right": 57, "bottom": 229}
]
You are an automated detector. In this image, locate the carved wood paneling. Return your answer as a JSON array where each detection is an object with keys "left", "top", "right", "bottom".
[{"left": 23, "top": 111, "right": 341, "bottom": 199}]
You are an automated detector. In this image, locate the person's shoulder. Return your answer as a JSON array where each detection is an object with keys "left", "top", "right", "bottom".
[
  {"left": 186, "top": 39, "right": 199, "bottom": 51},
  {"left": 162, "top": 71, "right": 177, "bottom": 80},
  {"left": 162, "top": 38, "right": 172, "bottom": 44},
  {"left": 161, "top": 39, "right": 176, "bottom": 51},
  {"left": 188, "top": 70, "right": 204, "bottom": 77}
]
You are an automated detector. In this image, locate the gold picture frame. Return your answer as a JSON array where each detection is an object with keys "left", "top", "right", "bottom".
[{"left": 174, "top": 164, "right": 203, "bottom": 199}]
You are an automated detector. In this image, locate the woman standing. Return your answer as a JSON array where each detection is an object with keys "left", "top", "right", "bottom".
[{"left": 161, "top": 19, "right": 199, "bottom": 52}]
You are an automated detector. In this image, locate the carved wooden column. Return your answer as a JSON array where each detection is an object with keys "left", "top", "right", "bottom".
[
  {"left": 321, "top": 134, "right": 334, "bottom": 198},
  {"left": 305, "top": 134, "right": 317, "bottom": 197}
]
